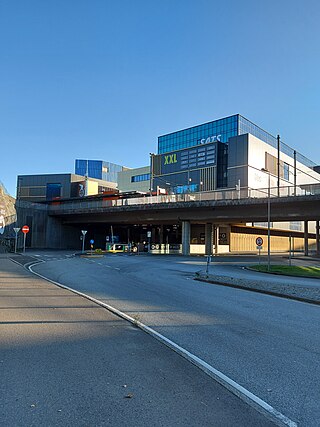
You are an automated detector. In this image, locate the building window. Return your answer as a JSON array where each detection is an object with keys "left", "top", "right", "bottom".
[
  {"left": 46, "top": 183, "right": 62, "bottom": 200},
  {"left": 284, "top": 163, "right": 289, "bottom": 181},
  {"left": 131, "top": 173, "right": 150, "bottom": 183}
]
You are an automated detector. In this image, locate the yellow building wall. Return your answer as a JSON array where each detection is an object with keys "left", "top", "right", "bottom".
[{"left": 230, "top": 231, "right": 316, "bottom": 253}]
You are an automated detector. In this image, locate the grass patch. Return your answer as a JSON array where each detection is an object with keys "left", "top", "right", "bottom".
[{"left": 251, "top": 265, "right": 320, "bottom": 278}]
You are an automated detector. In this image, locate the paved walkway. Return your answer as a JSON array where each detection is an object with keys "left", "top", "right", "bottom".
[
  {"left": 0, "top": 254, "right": 274, "bottom": 426},
  {"left": 196, "top": 269, "right": 320, "bottom": 304}
]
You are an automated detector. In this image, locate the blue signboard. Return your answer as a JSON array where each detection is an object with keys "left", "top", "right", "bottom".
[{"left": 160, "top": 142, "right": 217, "bottom": 175}]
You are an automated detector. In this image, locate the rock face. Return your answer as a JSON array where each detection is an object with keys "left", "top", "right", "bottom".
[{"left": 0, "top": 182, "right": 16, "bottom": 250}]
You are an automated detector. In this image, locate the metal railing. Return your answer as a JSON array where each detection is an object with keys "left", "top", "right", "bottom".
[{"left": 45, "top": 183, "right": 320, "bottom": 213}]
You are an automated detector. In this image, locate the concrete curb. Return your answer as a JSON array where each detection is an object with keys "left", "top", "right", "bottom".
[{"left": 195, "top": 275, "right": 320, "bottom": 305}]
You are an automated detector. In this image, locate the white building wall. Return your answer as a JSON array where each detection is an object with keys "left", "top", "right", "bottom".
[
  {"left": 246, "top": 134, "right": 319, "bottom": 233},
  {"left": 117, "top": 166, "right": 150, "bottom": 193},
  {"left": 247, "top": 134, "right": 320, "bottom": 193}
]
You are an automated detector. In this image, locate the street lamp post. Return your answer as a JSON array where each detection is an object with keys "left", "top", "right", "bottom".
[
  {"left": 81, "top": 230, "right": 87, "bottom": 253},
  {"left": 13, "top": 227, "right": 20, "bottom": 253},
  {"left": 261, "top": 168, "right": 271, "bottom": 271}
]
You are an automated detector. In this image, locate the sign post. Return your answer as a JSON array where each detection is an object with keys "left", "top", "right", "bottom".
[
  {"left": 90, "top": 239, "right": 94, "bottom": 255},
  {"left": 13, "top": 227, "right": 20, "bottom": 253},
  {"left": 256, "top": 237, "right": 263, "bottom": 265},
  {"left": 81, "top": 230, "right": 87, "bottom": 253},
  {"left": 147, "top": 230, "right": 151, "bottom": 252},
  {"left": 21, "top": 225, "right": 29, "bottom": 253},
  {"left": 206, "top": 255, "right": 212, "bottom": 277}
]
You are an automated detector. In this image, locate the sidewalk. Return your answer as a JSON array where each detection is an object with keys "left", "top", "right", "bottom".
[
  {"left": 0, "top": 254, "right": 274, "bottom": 427},
  {"left": 195, "top": 269, "right": 320, "bottom": 304}
]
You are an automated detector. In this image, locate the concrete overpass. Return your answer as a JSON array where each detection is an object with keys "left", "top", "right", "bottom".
[{"left": 16, "top": 186, "right": 320, "bottom": 255}]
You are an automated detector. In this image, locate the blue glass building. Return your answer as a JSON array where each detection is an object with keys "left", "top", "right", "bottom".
[
  {"left": 154, "top": 114, "right": 317, "bottom": 195},
  {"left": 158, "top": 114, "right": 287, "bottom": 155},
  {"left": 75, "top": 160, "right": 124, "bottom": 183}
]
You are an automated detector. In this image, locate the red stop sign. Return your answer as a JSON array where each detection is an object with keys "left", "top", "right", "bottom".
[{"left": 22, "top": 225, "right": 30, "bottom": 234}]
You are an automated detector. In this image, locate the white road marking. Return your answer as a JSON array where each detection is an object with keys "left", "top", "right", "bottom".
[{"left": 27, "top": 261, "right": 297, "bottom": 427}]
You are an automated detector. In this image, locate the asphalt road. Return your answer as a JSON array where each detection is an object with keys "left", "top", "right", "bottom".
[
  {"left": 29, "top": 252, "right": 320, "bottom": 426},
  {"left": 1, "top": 254, "right": 275, "bottom": 427}
]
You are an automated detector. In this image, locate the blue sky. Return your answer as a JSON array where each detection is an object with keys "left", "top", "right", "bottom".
[{"left": 1, "top": 0, "right": 320, "bottom": 196}]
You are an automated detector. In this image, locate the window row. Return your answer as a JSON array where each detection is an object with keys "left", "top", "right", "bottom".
[{"left": 131, "top": 174, "right": 150, "bottom": 183}]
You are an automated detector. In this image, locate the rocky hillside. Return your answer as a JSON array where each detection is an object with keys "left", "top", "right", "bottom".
[{"left": 0, "top": 181, "right": 16, "bottom": 240}]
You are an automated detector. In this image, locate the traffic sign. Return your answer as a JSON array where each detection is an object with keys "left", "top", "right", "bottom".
[
  {"left": 90, "top": 239, "right": 94, "bottom": 244},
  {"left": 256, "top": 237, "right": 263, "bottom": 246},
  {"left": 22, "top": 225, "right": 29, "bottom": 234}
]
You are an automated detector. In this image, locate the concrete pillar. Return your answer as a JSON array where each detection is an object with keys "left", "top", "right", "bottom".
[
  {"left": 182, "top": 221, "right": 190, "bottom": 256},
  {"left": 304, "top": 220, "right": 309, "bottom": 256},
  {"left": 205, "top": 223, "right": 213, "bottom": 255},
  {"left": 151, "top": 227, "right": 156, "bottom": 243},
  {"left": 316, "top": 221, "right": 320, "bottom": 257},
  {"left": 159, "top": 225, "right": 164, "bottom": 245}
]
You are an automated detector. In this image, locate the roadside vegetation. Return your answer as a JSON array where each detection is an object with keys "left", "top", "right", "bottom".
[{"left": 251, "top": 265, "right": 320, "bottom": 278}]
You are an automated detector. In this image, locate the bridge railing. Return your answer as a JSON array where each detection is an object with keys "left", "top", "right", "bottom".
[{"left": 46, "top": 183, "right": 320, "bottom": 212}]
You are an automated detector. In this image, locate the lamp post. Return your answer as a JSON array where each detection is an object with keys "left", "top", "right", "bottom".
[
  {"left": 149, "top": 153, "right": 154, "bottom": 196},
  {"left": 13, "top": 227, "right": 20, "bottom": 253},
  {"left": 261, "top": 168, "right": 271, "bottom": 271},
  {"left": 81, "top": 230, "right": 87, "bottom": 253}
]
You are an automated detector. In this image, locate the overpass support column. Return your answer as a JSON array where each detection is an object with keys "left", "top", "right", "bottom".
[
  {"left": 304, "top": 221, "right": 309, "bottom": 256},
  {"left": 159, "top": 225, "right": 164, "bottom": 245},
  {"left": 205, "top": 223, "right": 213, "bottom": 255},
  {"left": 316, "top": 221, "right": 320, "bottom": 257},
  {"left": 182, "top": 221, "right": 190, "bottom": 256}
]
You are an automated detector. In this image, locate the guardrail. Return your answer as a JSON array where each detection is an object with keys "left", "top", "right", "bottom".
[{"left": 42, "top": 184, "right": 320, "bottom": 212}]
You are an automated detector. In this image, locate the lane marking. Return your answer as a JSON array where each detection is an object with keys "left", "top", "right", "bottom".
[{"left": 27, "top": 261, "right": 297, "bottom": 427}]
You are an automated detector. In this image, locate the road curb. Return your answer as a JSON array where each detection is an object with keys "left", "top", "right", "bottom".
[{"left": 194, "top": 276, "right": 320, "bottom": 305}]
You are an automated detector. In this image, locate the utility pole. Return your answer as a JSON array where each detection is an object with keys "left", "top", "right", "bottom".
[{"left": 277, "top": 134, "right": 280, "bottom": 197}]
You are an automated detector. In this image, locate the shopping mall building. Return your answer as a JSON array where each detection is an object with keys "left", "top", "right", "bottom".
[{"left": 15, "top": 114, "right": 320, "bottom": 253}]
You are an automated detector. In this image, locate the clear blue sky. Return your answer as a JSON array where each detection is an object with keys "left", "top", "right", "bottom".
[{"left": 1, "top": 0, "right": 320, "bottom": 196}]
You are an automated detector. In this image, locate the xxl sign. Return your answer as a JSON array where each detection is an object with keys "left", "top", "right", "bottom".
[{"left": 164, "top": 153, "right": 178, "bottom": 165}]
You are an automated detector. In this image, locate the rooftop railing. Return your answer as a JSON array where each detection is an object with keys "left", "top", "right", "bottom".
[{"left": 43, "top": 183, "right": 320, "bottom": 213}]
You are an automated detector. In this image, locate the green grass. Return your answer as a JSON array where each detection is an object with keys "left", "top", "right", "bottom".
[{"left": 251, "top": 265, "right": 320, "bottom": 278}]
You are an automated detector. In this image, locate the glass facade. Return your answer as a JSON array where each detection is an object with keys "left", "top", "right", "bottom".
[
  {"left": 158, "top": 114, "right": 316, "bottom": 168},
  {"left": 75, "top": 159, "right": 123, "bottom": 182},
  {"left": 158, "top": 115, "right": 238, "bottom": 154}
]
